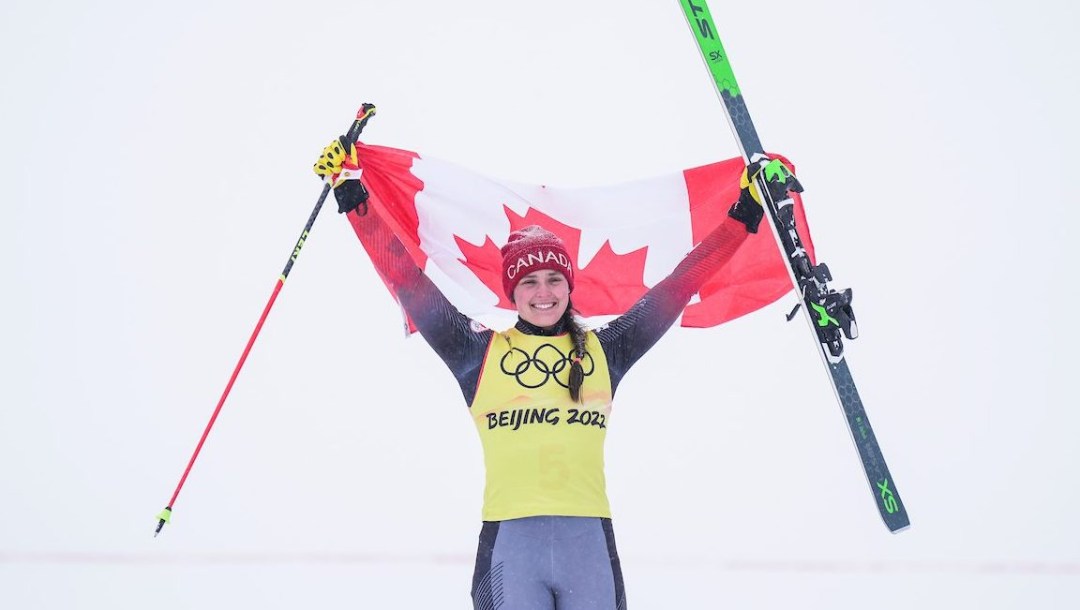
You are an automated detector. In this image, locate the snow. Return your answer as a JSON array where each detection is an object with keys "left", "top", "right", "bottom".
[{"left": 2, "top": 0, "right": 1077, "bottom": 608}]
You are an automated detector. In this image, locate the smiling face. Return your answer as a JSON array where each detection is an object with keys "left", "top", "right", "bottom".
[{"left": 512, "top": 269, "right": 571, "bottom": 329}]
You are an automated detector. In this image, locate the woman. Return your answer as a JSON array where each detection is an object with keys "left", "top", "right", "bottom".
[{"left": 315, "top": 138, "right": 767, "bottom": 609}]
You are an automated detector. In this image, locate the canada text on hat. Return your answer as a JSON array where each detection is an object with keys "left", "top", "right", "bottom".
[{"left": 499, "top": 225, "right": 575, "bottom": 298}]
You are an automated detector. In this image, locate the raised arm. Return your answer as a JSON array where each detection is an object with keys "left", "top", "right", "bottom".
[
  {"left": 595, "top": 166, "right": 775, "bottom": 394},
  {"left": 314, "top": 139, "right": 492, "bottom": 403}
]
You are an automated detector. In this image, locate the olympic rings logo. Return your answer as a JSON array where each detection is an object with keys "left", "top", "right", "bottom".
[{"left": 499, "top": 343, "right": 595, "bottom": 389}]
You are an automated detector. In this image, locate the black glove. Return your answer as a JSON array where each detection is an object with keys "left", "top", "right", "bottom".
[{"left": 727, "top": 180, "right": 765, "bottom": 233}]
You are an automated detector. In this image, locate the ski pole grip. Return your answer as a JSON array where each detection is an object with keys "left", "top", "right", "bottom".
[{"left": 344, "top": 103, "right": 377, "bottom": 144}]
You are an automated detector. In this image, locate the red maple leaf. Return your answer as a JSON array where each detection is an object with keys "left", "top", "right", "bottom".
[{"left": 454, "top": 206, "right": 650, "bottom": 317}]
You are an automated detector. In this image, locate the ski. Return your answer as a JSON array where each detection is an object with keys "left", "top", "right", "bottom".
[{"left": 677, "top": 0, "right": 910, "bottom": 532}]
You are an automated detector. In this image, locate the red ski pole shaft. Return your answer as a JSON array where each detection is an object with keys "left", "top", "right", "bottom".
[{"left": 155, "top": 104, "right": 377, "bottom": 536}]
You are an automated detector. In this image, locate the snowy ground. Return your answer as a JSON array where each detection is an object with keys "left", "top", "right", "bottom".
[
  {"left": 3, "top": 0, "right": 1077, "bottom": 608},
  {"left": 4, "top": 556, "right": 1077, "bottom": 608}
]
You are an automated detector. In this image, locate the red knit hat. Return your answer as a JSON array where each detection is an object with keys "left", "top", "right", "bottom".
[{"left": 500, "top": 225, "right": 575, "bottom": 299}]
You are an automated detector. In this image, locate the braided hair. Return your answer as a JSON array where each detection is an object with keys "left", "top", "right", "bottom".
[{"left": 561, "top": 298, "right": 588, "bottom": 403}]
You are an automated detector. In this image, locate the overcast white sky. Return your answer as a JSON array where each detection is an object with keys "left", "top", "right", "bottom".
[{"left": 2, "top": 0, "right": 1078, "bottom": 608}]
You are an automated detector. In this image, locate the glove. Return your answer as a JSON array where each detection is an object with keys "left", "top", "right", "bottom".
[
  {"left": 727, "top": 163, "right": 766, "bottom": 233},
  {"left": 313, "top": 137, "right": 351, "bottom": 183},
  {"left": 313, "top": 137, "right": 370, "bottom": 215},
  {"left": 728, "top": 155, "right": 802, "bottom": 233}
]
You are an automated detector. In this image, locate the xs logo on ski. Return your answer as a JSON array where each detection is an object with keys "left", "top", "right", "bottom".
[{"left": 877, "top": 479, "right": 899, "bottom": 515}]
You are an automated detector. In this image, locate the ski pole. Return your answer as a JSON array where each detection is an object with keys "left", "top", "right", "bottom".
[{"left": 155, "top": 104, "right": 377, "bottom": 536}]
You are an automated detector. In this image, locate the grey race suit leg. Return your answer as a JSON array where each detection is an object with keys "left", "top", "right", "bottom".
[{"left": 472, "top": 516, "right": 627, "bottom": 610}]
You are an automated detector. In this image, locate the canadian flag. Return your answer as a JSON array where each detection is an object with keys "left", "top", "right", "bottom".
[{"left": 349, "top": 143, "right": 815, "bottom": 332}]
